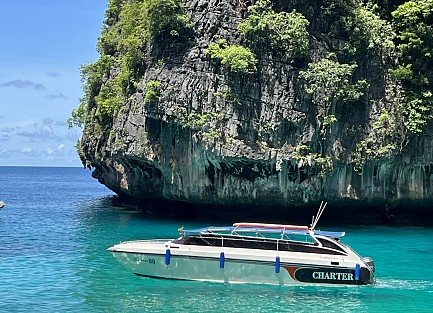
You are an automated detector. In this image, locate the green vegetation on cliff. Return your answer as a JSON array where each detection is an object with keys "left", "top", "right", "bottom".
[
  {"left": 238, "top": 0, "right": 309, "bottom": 59},
  {"left": 341, "top": 2, "right": 395, "bottom": 61},
  {"left": 206, "top": 39, "right": 257, "bottom": 74},
  {"left": 68, "top": 0, "right": 192, "bottom": 128},
  {"left": 348, "top": 0, "right": 433, "bottom": 166},
  {"left": 72, "top": 0, "right": 433, "bottom": 170},
  {"left": 299, "top": 53, "right": 369, "bottom": 147},
  {"left": 391, "top": 0, "right": 433, "bottom": 134},
  {"left": 144, "top": 81, "right": 161, "bottom": 105}
]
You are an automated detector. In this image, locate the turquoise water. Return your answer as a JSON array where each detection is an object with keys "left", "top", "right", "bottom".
[{"left": 0, "top": 167, "right": 432, "bottom": 312}]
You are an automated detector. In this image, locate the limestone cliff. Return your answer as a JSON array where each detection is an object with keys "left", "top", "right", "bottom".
[{"left": 76, "top": 0, "right": 433, "bottom": 222}]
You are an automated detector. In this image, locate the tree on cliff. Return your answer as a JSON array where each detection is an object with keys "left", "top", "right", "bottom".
[{"left": 391, "top": 0, "right": 433, "bottom": 134}]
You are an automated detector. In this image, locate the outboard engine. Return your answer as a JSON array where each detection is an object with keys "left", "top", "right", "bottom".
[
  {"left": 361, "top": 257, "right": 376, "bottom": 284},
  {"left": 362, "top": 257, "right": 375, "bottom": 273}
]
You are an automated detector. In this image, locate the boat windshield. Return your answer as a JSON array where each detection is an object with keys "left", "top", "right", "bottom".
[
  {"left": 282, "top": 233, "right": 316, "bottom": 244},
  {"left": 181, "top": 227, "right": 317, "bottom": 244}
]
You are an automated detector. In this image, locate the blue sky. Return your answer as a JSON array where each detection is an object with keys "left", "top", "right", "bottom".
[{"left": 0, "top": 0, "right": 107, "bottom": 167}]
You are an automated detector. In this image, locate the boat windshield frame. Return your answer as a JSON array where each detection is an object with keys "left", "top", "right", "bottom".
[
  {"left": 181, "top": 227, "right": 325, "bottom": 245},
  {"left": 175, "top": 226, "right": 349, "bottom": 255},
  {"left": 183, "top": 226, "right": 343, "bottom": 237}
]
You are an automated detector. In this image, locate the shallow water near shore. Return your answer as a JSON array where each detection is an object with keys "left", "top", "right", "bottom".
[{"left": 0, "top": 166, "right": 432, "bottom": 312}]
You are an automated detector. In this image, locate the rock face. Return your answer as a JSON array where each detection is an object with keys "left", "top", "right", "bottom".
[{"left": 79, "top": 0, "right": 433, "bottom": 222}]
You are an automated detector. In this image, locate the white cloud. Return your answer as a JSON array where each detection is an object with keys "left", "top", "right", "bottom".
[
  {"left": 21, "top": 147, "right": 33, "bottom": 153},
  {"left": 0, "top": 115, "right": 81, "bottom": 166},
  {"left": 0, "top": 134, "right": 11, "bottom": 141},
  {"left": 46, "top": 144, "right": 65, "bottom": 155},
  {"left": 0, "top": 79, "right": 46, "bottom": 90},
  {"left": 18, "top": 122, "right": 57, "bottom": 142},
  {"left": 45, "top": 92, "right": 68, "bottom": 100}
]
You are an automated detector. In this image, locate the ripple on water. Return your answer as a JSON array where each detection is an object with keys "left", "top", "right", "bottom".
[{"left": 375, "top": 278, "right": 433, "bottom": 291}]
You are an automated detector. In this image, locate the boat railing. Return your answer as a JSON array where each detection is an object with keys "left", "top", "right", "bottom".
[
  {"left": 182, "top": 234, "right": 349, "bottom": 256},
  {"left": 205, "top": 231, "right": 318, "bottom": 245},
  {"left": 186, "top": 233, "right": 319, "bottom": 250},
  {"left": 120, "top": 239, "right": 171, "bottom": 245},
  {"left": 207, "top": 234, "right": 283, "bottom": 250},
  {"left": 179, "top": 224, "right": 346, "bottom": 252}
]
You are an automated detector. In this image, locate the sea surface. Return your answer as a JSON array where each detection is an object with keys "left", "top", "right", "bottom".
[{"left": 0, "top": 166, "right": 432, "bottom": 312}]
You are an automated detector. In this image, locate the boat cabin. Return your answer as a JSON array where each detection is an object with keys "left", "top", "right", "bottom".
[{"left": 173, "top": 225, "right": 349, "bottom": 256}]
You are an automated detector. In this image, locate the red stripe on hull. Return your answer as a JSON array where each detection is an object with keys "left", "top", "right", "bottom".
[{"left": 282, "top": 266, "right": 299, "bottom": 280}]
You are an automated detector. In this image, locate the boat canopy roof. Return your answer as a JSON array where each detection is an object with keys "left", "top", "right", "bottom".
[
  {"left": 233, "top": 222, "right": 309, "bottom": 230},
  {"left": 181, "top": 225, "right": 345, "bottom": 239}
]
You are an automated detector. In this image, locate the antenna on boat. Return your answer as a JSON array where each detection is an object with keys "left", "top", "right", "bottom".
[{"left": 310, "top": 201, "right": 327, "bottom": 230}]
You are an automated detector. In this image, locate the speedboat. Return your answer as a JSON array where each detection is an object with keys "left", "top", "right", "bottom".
[{"left": 108, "top": 203, "right": 375, "bottom": 286}]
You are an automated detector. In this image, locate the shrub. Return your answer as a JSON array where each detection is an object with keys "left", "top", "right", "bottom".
[
  {"left": 144, "top": 81, "right": 161, "bottom": 105},
  {"left": 206, "top": 39, "right": 257, "bottom": 74},
  {"left": 238, "top": 0, "right": 309, "bottom": 59},
  {"left": 144, "top": 0, "right": 193, "bottom": 39},
  {"left": 342, "top": 2, "right": 395, "bottom": 60},
  {"left": 299, "top": 55, "right": 369, "bottom": 106}
]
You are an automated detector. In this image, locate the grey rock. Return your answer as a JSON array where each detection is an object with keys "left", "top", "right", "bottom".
[{"left": 78, "top": 0, "right": 433, "bottom": 221}]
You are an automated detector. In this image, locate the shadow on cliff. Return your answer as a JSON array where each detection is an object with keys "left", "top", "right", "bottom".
[{"left": 108, "top": 196, "right": 433, "bottom": 227}]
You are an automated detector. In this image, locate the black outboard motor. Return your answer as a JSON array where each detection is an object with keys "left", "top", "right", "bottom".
[{"left": 361, "top": 257, "right": 376, "bottom": 284}]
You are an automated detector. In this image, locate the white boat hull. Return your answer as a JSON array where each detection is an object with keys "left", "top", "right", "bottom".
[
  {"left": 109, "top": 240, "right": 374, "bottom": 285},
  {"left": 112, "top": 252, "right": 296, "bottom": 284}
]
